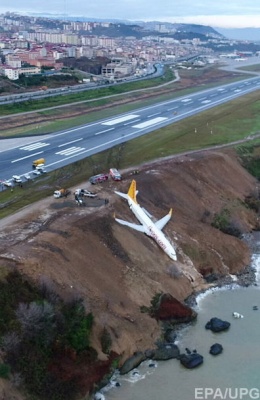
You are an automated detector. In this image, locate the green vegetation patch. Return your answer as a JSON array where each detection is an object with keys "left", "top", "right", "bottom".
[{"left": 0, "top": 270, "right": 95, "bottom": 400}]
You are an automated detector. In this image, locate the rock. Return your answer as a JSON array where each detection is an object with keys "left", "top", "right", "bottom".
[
  {"left": 164, "top": 329, "right": 177, "bottom": 343},
  {"left": 144, "top": 349, "right": 155, "bottom": 359},
  {"left": 94, "top": 393, "right": 105, "bottom": 400},
  {"left": 205, "top": 317, "right": 230, "bottom": 332},
  {"left": 204, "top": 273, "right": 220, "bottom": 283},
  {"left": 148, "top": 362, "right": 156, "bottom": 368},
  {"left": 152, "top": 344, "right": 180, "bottom": 361},
  {"left": 185, "top": 347, "right": 191, "bottom": 354},
  {"left": 253, "top": 306, "right": 258, "bottom": 311},
  {"left": 179, "top": 353, "right": 203, "bottom": 369},
  {"left": 120, "top": 351, "right": 145, "bottom": 375},
  {"left": 151, "top": 293, "right": 197, "bottom": 323},
  {"left": 209, "top": 343, "right": 223, "bottom": 355}
]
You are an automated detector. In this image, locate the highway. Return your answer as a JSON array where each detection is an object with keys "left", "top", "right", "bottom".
[
  {"left": 1, "top": 75, "right": 260, "bottom": 184},
  {"left": 0, "top": 64, "right": 163, "bottom": 106}
]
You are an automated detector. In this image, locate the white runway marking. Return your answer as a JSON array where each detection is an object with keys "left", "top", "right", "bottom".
[
  {"left": 147, "top": 112, "right": 161, "bottom": 117},
  {"left": 181, "top": 98, "right": 192, "bottom": 102},
  {"left": 20, "top": 142, "right": 50, "bottom": 151},
  {"left": 56, "top": 146, "right": 85, "bottom": 156},
  {"left": 11, "top": 151, "right": 44, "bottom": 163},
  {"left": 133, "top": 117, "right": 167, "bottom": 129},
  {"left": 58, "top": 138, "right": 83, "bottom": 147},
  {"left": 102, "top": 114, "right": 140, "bottom": 125},
  {"left": 167, "top": 106, "right": 178, "bottom": 111},
  {"left": 95, "top": 127, "right": 115, "bottom": 135},
  {"left": 201, "top": 100, "right": 211, "bottom": 104}
]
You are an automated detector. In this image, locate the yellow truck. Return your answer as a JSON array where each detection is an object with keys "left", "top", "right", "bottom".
[{"left": 32, "top": 158, "right": 45, "bottom": 169}]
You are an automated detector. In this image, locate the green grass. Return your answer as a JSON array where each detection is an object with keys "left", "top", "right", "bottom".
[
  {"left": 238, "top": 64, "right": 260, "bottom": 72},
  {"left": 0, "top": 69, "right": 251, "bottom": 139},
  {"left": 0, "top": 68, "right": 176, "bottom": 117},
  {"left": 0, "top": 67, "right": 250, "bottom": 131},
  {"left": 1, "top": 90, "right": 260, "bottom": 219}
]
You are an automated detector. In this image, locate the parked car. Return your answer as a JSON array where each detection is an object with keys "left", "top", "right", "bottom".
[
  {"left": 12, "top": 175, "right": 23, "bottom": 183},
  {"left": 1, "top": 180, "right": 12, "bottom": 187},
  {"left": 89, "top": 173, "right": 109, "bottom": 184}
]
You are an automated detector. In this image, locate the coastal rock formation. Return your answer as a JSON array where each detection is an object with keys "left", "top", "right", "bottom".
[
  {"left": 120, "top": 352, "right": 145, "bottom": 375},
  {"left": 152, "top": 344, "right": 180, "bottom": 360},
  {"left": 151, "top": 293, "right": 197, "bottom": 323},
  {"left": 205, "top": 318, "right": 231, "bottom": 332},
  {"left": 210, "top": 343, "right": 223, "bottom": 355},
  {"left": 179, "top": 353, "right": 204, "bottom": 369}
]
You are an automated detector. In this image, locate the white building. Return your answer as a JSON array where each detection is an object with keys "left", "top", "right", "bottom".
[{"left": 4, "top": 67, "right": 19, "bottom": 80}]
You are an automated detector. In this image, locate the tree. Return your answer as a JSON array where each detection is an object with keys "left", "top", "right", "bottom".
[{"left": 15, "top": 301, "right": 56, "bottom": 346}]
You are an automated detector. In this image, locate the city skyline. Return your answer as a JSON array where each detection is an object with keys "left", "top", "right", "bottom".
[{"left": 0, "top": 1, "right": 260, "bottom": 29}]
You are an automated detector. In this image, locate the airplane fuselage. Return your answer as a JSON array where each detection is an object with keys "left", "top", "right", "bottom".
[{"left": 128, "top": 198, "right": 177, "bottom": 261}]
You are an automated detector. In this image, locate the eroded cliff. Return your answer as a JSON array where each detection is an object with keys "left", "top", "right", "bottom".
[{"left": 0, "top": 149, "right": 258, "bottom": 373}]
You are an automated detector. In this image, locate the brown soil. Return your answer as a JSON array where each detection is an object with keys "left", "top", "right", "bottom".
[{"left": 0, "top": 148, "right": 258, "bottom": 379}]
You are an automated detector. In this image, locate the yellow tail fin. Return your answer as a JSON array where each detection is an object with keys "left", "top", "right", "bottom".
[{"left": 128, "top": 180, "right": 137, "bottom": 203}]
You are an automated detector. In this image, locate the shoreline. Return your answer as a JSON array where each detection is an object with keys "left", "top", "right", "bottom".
[
  {"left": 185, "top": 231, "right": 260, "bottom": 309},
  {"left": 95, "top": 240, "right": 259, "bottom": 399},
  {"left": 185, "top": 263, "right": 257, "bottom": 310}
]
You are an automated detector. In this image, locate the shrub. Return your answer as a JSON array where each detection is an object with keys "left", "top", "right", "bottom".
[
  {"left": 211, "top": 208, "right": 230, "bottom": 231},
  {"left": 100, "top": 327, "right": 112, "bottom": 354},
  {"left": 0, "top": 363, "right": 10, "bottom": 379},
  {"left": 211, "top": 208, "right": 242, "bottom": 238},
  {"left": 61, "top": 299, "right": 93, "bottom": 353}
]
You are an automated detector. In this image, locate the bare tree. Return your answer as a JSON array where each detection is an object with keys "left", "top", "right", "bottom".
[
  {"left": 1, "top": 332, "right": 21, "bottom": 353},
  {"left": 15, "top": 301, "right": 56, "bottom": 343}
]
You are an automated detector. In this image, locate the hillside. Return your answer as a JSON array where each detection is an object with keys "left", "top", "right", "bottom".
[{"left": 0, "top": 148, "right": 259, "bottom": 398}]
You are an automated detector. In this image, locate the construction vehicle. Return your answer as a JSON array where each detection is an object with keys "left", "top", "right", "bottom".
[
  {"left": 32, "top": 158, "right": 45, "bottom": 169},
  {"left": 53, "top": 189, "right": 71, "bottom": 199},
  {"left": 74, "top": 188, "right": 97, "bottom": 198}
]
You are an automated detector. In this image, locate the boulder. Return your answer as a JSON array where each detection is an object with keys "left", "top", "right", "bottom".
[
  {"left": 164, "top": 329, "right": 177, "bottom": 343},
  {"left": 144, "top": 349, "right": 155, "bottom": 359},
  {"left": 209, "top": 343, "right": 223, "bottom": 355},
  {"left": 179, "top": 353, "right": 203, "bottom": 369},
  {"left": 119, "top": 352, "right": 145, "bottom": 375},
  {"left": 204, "top": 273, "right": 220, "bottom": 283},
  {"left": 152, "top": 344, "right": 180, "bottom": 361},
  {"left": 152, "top": 293, "right": 197, "bottom": 323},
  {"left": 205, "top": 317, "right": 230, "bottom": 332}
]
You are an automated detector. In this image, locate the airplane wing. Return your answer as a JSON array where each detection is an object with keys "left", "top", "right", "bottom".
[
  {"left": 155, "top": 209, "right": 172, "bottom": 231},
  {"left": 115, "top": 218, "right": 145, "bottom": 233}
]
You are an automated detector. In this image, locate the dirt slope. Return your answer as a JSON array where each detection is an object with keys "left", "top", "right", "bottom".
[{"left": 0, "top": 149, "right": 258, "bottom": 367}]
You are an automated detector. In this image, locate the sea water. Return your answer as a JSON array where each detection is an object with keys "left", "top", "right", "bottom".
[{"left": 100, "top": 240, "right": 260, "bottom": 400}]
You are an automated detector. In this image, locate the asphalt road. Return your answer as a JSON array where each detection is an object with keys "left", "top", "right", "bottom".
[{"left": 1, "top": 75, "right": 260, "bottom": 185}]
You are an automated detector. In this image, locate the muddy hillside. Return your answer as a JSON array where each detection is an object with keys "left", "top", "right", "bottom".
[{"left": 0, "top": 149, "right": 258, "bottom": 361}]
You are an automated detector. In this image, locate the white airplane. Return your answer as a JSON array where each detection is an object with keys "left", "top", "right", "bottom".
[{"left": 114, "top": 180, "right": 177, "bottom": 261}]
